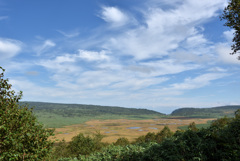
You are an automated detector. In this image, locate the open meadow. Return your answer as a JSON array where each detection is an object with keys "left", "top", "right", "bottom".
[
  {"left": 51, "top": 117, "right": 214, "bottom": 143},
  {"left": 26, "top": 102, "right": 238, "bottom": 144}
]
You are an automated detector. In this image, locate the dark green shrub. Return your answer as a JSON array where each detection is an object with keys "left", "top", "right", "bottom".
[
  {"left": 52, "top": 139, "right": 70, "bottom": 159},
  {"left": 134, "top": 135, "right": 145, "bottom": 144},
  {"left": 188, "top": 122, "right": 198, "bottom": 131},
  {"left": 114, "top": 137, "right": 130, "bottom": 146},
  {"left": 68, "top": 132, "right": 106, "bottom": 157},
  {"left": 79, "top": 144, "right": 150, "bottom": 161},
  {"left": 155, "top": 126, "right": 173, "bottom": 143},
  {"left": 0, "top": 67, "right": 54, "bottom": 160}
]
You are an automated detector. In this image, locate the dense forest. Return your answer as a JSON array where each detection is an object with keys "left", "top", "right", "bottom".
[
  {"left": 171, "top": 105, "right": 240, "bottom": 118},
  {"left": 21, "top": 101, "right": 165, "bottom": 117}
]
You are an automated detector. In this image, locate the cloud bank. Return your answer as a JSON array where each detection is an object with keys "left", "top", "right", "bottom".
[{"left": 2, "top": 0, "right": 239, "bottom": 113}]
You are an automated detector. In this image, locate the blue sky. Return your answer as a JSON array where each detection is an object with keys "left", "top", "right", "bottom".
[{"left": 0, "top": 0, "right": 239, "bottom": 113}]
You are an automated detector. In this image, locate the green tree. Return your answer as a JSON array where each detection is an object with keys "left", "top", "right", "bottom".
[
  {"left": 0, "top": 67, "right": 54, "bottom": 160},
  {"left": 221, "top": 0, "right": 240, "bottom": 59},
  {"left": 188, "top": 122, "right": 198, "bottom": 131},
  {"left": 144, "top": 132, "right": 156, "bottom": 143},
  {"left": 52, "top": 139, "right": 70, "bottom": 159},
  {"left": 155, "top": 126, "right": 173, "bottom": 143},
  {"left": 68, "top": 132, "right": 105, "bottom": 157},
  {"left": 134, "top": 135, "right": 145, "bottom": 144},
  {"left": 114, "top": 137, "right": 130, "bottom": 146}
]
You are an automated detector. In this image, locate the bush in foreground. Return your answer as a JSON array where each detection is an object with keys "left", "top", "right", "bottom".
[{"left": 0, "top": 67, "right": 54, "bottom": 160}]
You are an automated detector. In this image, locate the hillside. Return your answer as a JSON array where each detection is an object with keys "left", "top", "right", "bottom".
[
  {"left": 171, "top": 105, "right": 240, "bottom": 118},
  {"left": 20, "top": 102, "right": 165, "bottom": 128}
]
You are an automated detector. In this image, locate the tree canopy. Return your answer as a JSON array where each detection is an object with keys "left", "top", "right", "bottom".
[
  {"left": 221, "top": 0, "right": 240, "bottom": 59},
  {"left": 0, "top": 67, "right": 54, "bottom": 160}
]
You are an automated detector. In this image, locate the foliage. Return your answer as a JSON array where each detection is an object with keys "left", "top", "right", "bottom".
[
  {"left": 141, "top": 110, "right": 240, "bottom": 160},
  {"left": 68, "top": 132, "right": 106, "bottom": 157},
  {"left": 68, "top": 133, "right": 96, "bottom": 157},
  {"left": 52, "top": 132, "right": 107, "bottom": 159},
  {"left": 171, "top": 105, "right": 240, "bottom": 118},
  {"left": 114, "top": 137, "right": 130, "bottom": 146},
  {"left": 78, "top": 144, "right": 152, "bottom": 161},
  {"left": 52, "top": 139, "right": 70, "bottom": 159},
  {"left": 188, "top": 122, "right": 198, "bottom": 131},
  {"left": 178, "top": 121, "right": 212, "bottom": 131},
  {"left": 0, "top": 67, "right": 54, "bottom": 160},
  {"left": 134, "top": 126, "right": 173, "bottom": 144},
  {"left": 221, "top": 0, "right": 240, "bottom": 59},
  {"left": 25, "top": 101, "right": 165, "bottom": 117},
  {"left": 155, "top": 126, "right": 174, "bottom": 143},
  {"left": 210, "top": 116, "right": 232, "bottom": 129}
]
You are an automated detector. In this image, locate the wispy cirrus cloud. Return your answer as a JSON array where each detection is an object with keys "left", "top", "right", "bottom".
[
  {"left": 4, "top": 0, "right": 239, "bottom": 111},
  {"left": 0, "top": 16, "right": 8, "bottom": 20},
  {"left": 34, "top": 39, "right": 55, "bottom": 56},
  {"left": 57, "top": 30, "right": 80, "bottom": 38},
  {"left": 32, "top": 0, "right": 231, "bottom": 108},
  {"left": 0, "top": 38, "right": 22, "bottom": 62},
  {"left": 101, "top": 0, "right": 226, "bottom": 61},
  {"left": 168, "top": 73, "right": 228, "bottom": 90}
]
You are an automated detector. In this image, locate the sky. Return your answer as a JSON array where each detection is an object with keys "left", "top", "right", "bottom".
[{"left": 0, "top": 0, "right": 239, "bottom": 113}]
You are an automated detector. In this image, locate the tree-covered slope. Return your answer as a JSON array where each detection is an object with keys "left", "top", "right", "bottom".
[
  {"left": 171, "top": 105, "right": 240, "bottom": 118},
  {"left": 22, "top": 101, "right": 165, "bottom": 117},
  {"left": 19, "top": 102, "right": 165, "bottom": 127}
]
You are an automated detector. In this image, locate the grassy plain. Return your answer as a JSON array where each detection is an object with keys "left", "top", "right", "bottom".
[
  {"left": 30, "top": 102, "right": 238, "bottom": 143},
  {"left": 36, "top": 112, "right": 163, "bottom": 128},
  {"left": 50, "top": 118, "right": 214, "bottom": 143}
]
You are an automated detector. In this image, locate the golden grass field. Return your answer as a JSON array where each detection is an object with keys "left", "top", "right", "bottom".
[{"left": 50, "top": 118, "right": 214, "bottom": 143}]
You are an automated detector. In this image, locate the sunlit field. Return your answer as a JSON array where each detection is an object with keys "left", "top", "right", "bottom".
[{"left": 51, "top": 118, "right": 214, "bottom": 143}]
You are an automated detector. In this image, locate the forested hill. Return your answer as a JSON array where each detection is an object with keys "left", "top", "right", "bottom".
[
  {"left": 21, "top": 101, "right": 165, "bottom": 117},
  {"left": 171, "top": 105, "right": 240, "bottom": 118}
]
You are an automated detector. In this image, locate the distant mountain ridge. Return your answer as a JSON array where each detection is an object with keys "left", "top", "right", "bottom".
[
  {"left": 19, "top": 102, "right": 240, "bottom": 127},
  {"left": 19, "top": 101, "right": 166, "bottom": 127},
  {"left": 21, "top": 101, "right": 165, "bottom": 117},
  {"left": 171, "top": 105, "right": 240, "bottom": 118}
]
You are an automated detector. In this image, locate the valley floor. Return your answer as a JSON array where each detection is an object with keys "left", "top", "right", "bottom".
[{"left": 51, "top": 118, "right": 214, "bottom": 143}]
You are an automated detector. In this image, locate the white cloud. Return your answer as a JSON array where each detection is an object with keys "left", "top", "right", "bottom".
[
  {"left": 9, "top": 78, "right": 83, "bottom": 102},
  {"left": 100, "top": 6, "right": 129, "bottom": 27},
  {"left": 186, "top": 34, "right": 208, "bottom": 48},
  {"left": 223, "top": 30, "right": 234, "bottom": 42},
  {"left": 78, "top": 50, "right": 110, "bottom": 61},
  {"left": 169, "top": 73, "right": 228, "bottom": 90},
  {"left": 76, "top": 71, "right": 122, "bottom": 89},
  {"left": 102, "top": 0, "right": 226, "bottom": 60},
  {"left": 207, "top": 67, "right": 227, "bottom": 72},
  {"left": 140, "top": 59, "right": 201, "bottom": 76},
  {"left": 4, "top": 0, "right": 237, "bottom": 109},
  {"left": 0, "top": 38, "right": 22, "bottom": 61},
  {"left": 216, "top": 43, "right": 240, "bottom": 64},
  {"left": 111, "top": 77, "right": 168, "bottom": 90},
  {"left": 34, "top": 40, "right": 55, "bottom": 56},
  {"left": 38, "top": 54, "right": 80, "bottom": 74}
]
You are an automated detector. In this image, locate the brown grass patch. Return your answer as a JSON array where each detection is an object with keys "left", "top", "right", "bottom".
[{"left": 50, "top": 118, "right": 214, "bottom": 143}]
